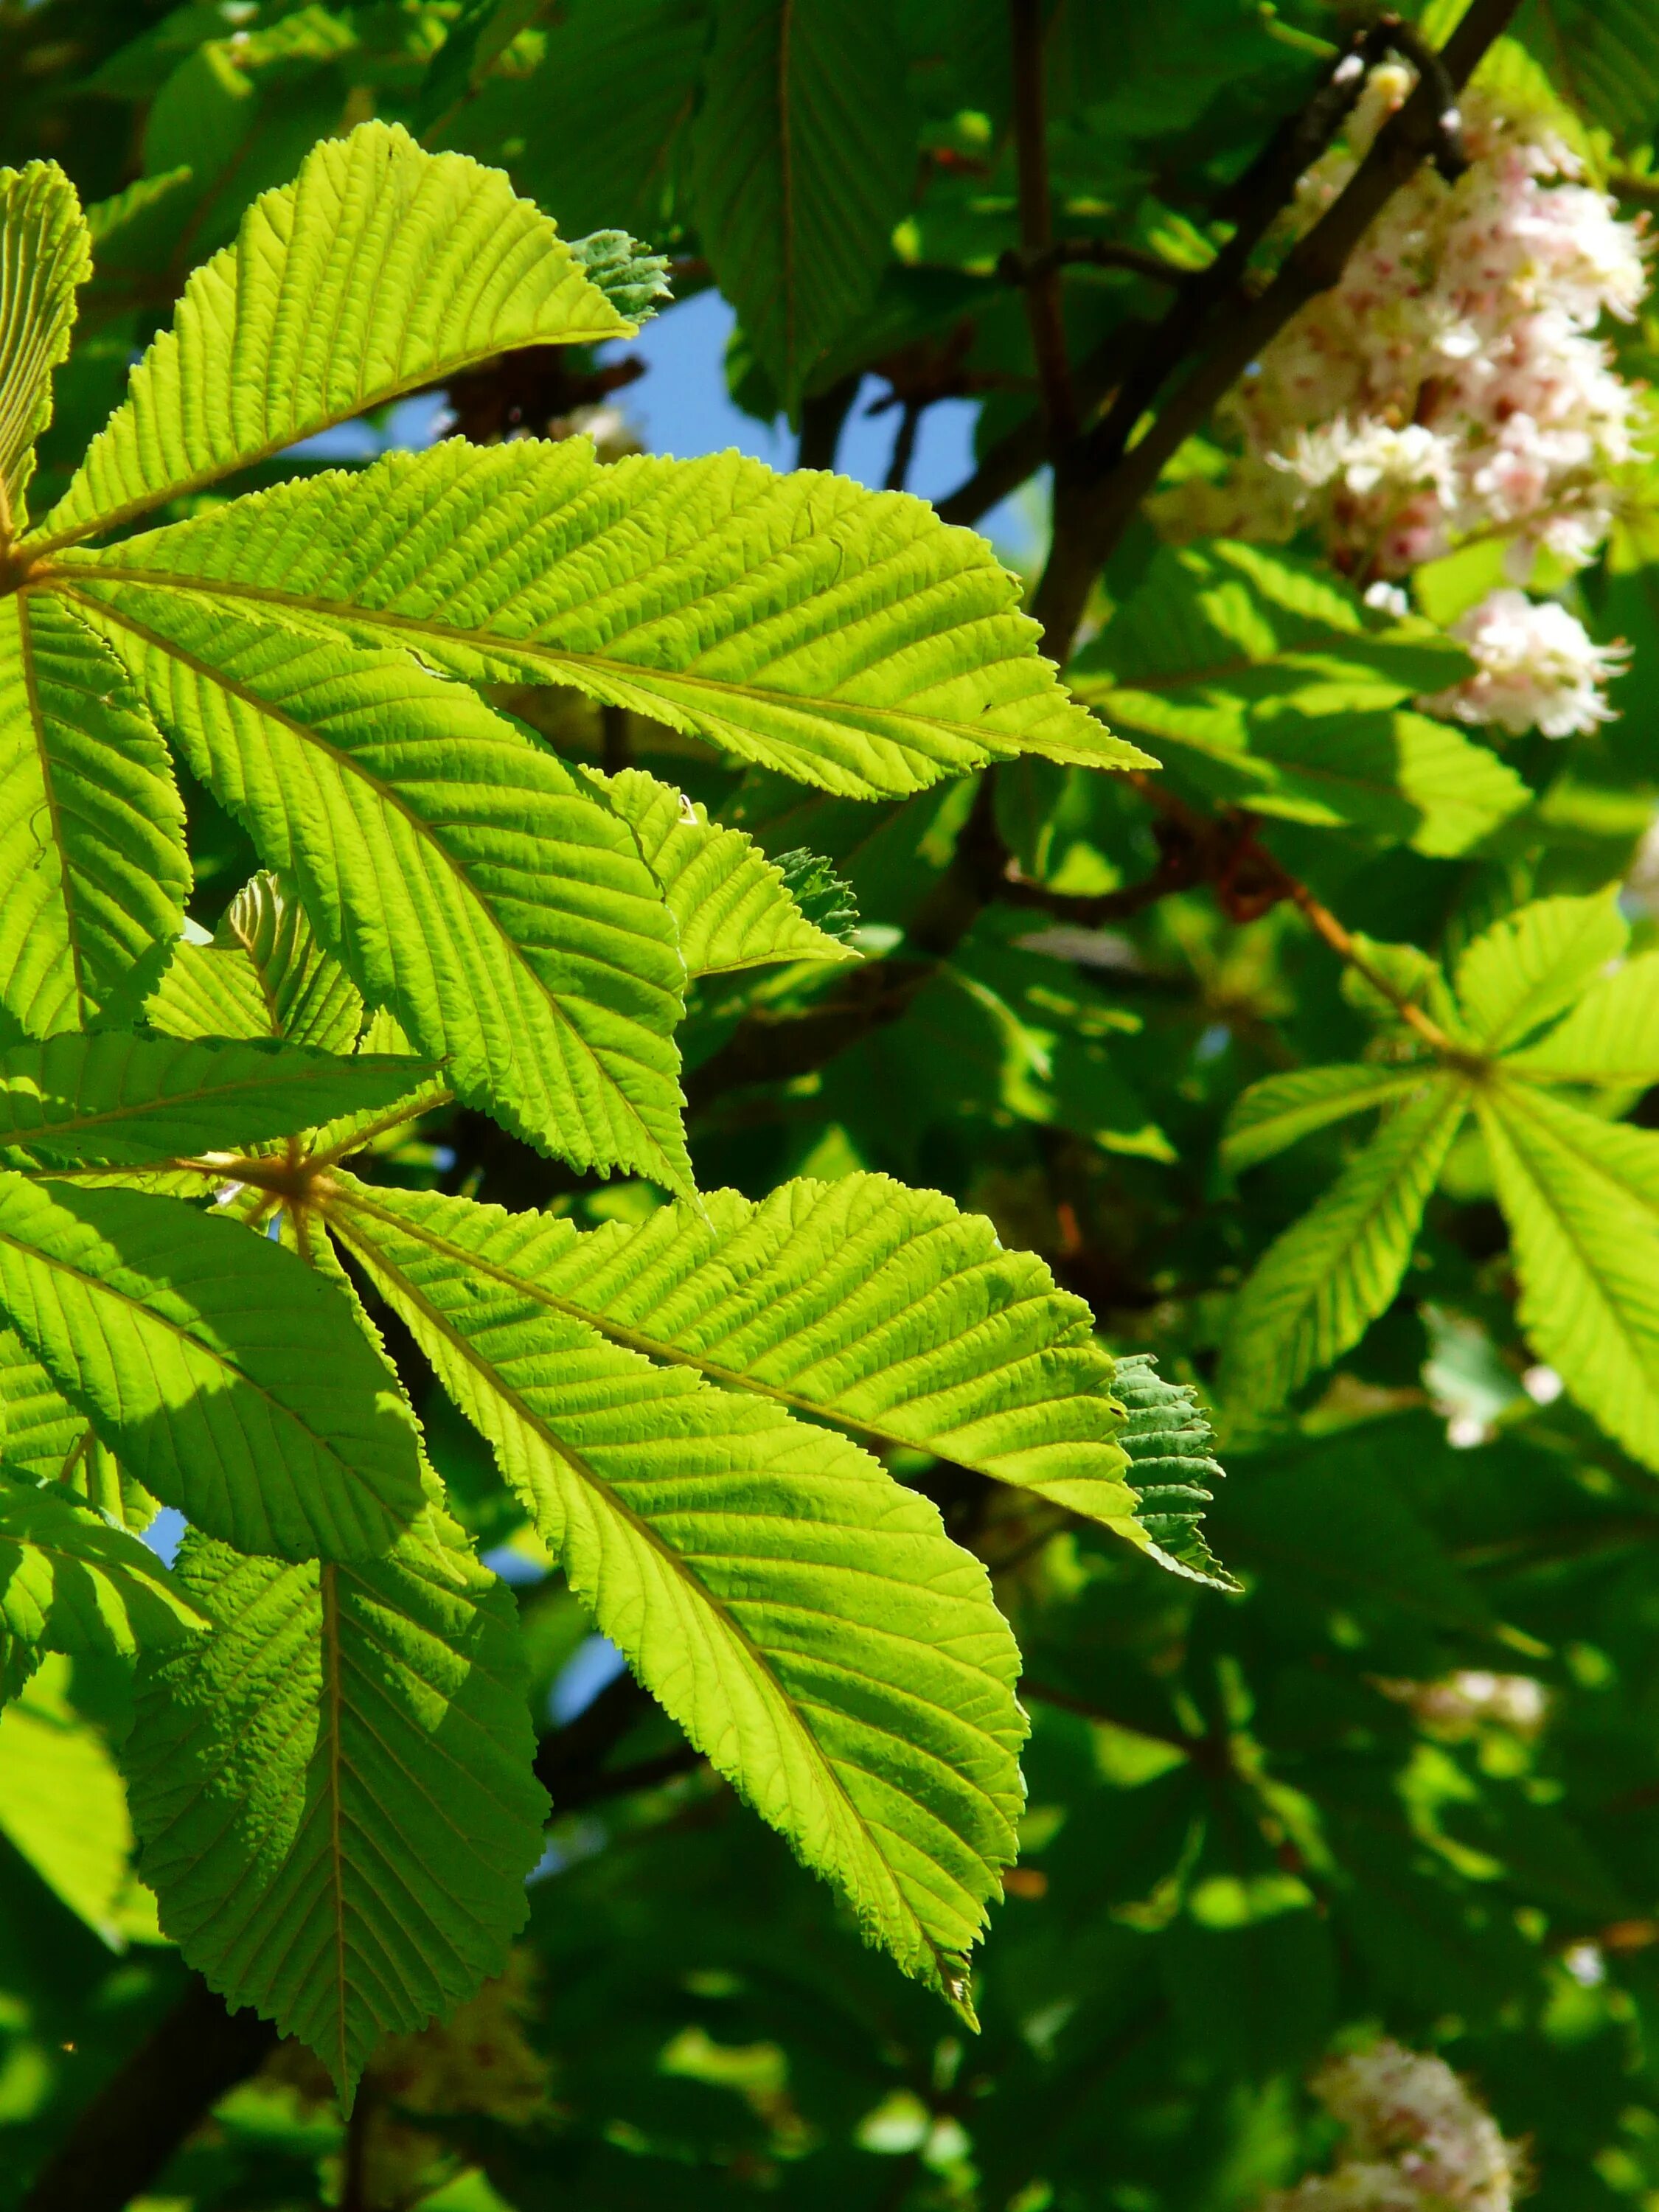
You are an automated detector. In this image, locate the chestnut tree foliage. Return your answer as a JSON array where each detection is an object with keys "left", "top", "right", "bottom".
[{"left": 6, "top": 3, "right": 1659, "bottom": 2211}]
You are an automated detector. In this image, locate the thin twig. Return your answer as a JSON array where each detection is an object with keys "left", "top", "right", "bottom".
[
  {"left": 885, "top": 399, "right": 924, "bottom": 492},
  {"left": 997, "top": 240, "right": 1188, "bottom": 287},
  {"left": 600, "top": 703, "right": 633, "bottom": 774}
]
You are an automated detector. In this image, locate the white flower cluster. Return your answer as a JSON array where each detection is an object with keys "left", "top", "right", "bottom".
[
  {"left": 1155, "top": 66, "right": 1648, "bottom": 735},
  {"left": 1267, "top": 2042, "right": 1523, "bottom": 2212},
  {"left": 1421, "top": 588, "right": 1630, "bottom": 736},
  {"left": 1376, "top": 1669, "right": 1548, "bottom": 1738}
]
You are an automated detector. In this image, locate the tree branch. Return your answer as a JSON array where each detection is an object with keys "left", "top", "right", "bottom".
[
  {"left": 998, "top": 239, "right": 1189, "bottom": 288},
  {"left": 1009, "top": 0, "right": 1074, "bottom": 448},
  {"left": 20, "top": 1978, "right": 279, "bottom": 2212},
  {"left": 1030, "top": 0, "right": 1517, "bottom": 657}
]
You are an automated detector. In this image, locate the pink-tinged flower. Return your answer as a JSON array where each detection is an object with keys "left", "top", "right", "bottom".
[
  {"left": 1155, "top": 77, "right": 1651, "bottom": 665},
  {"left": 1266, "top": 2042, "right": 1522, "bottom": 2212},
  {"left": 1422, "top": 588, "right": 1630, "bottom": 737}
]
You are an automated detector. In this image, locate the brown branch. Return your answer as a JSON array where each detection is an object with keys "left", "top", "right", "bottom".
[
  {"left": 933, "top": 324, "right": 1153, "bottom": 527},
  {"left": 600, "top": 703, "right": 633, "bottom": 774},
  {"left": 1030, "top": 0, "right": 1517, "bottom": 657},
  {"left": 1009, "top": 0, "right": 1074, "bottom": 447},
  {"left": 19, "top": 1978, "right": 279, "bottom": 2212},
  {"left": 885, "top": 399, "right": 925, "bottom": 492},
  {"left": 797, "top": 372, "right": 861, "bottom": 471},
  {"left": 998, "top": 240, "right": 1189, "bottom": 288}
]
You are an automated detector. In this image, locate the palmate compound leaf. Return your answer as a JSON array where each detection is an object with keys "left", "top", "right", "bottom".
[
  {"left": 0, "top": 162, "right": 88, "bottom": 536},
  {"left": 1477, "top": 1079, "right": 1659, "bottom": 1471},
  {"left": 0, "top": 586, "right": 189, "bottom": 1036},
  {"left": 0, "top": 1471, "right": 203, "bottom": 1687},
  {"left": 52, "top": 585, "right": 691, "bottom": 1189},
  {"left": 594, "top": 767, "right": 858, "bottom": 976},
  {"left": 1218, "top": 1079, "right": 1470, "bottom": 1415},
  {"left": 124, "top": 1509, "right": 548, "bottom": 2100},
  {"left": 24, "top": 121, "right": 634, "bottom": 557},
  {"left": 327, "top": 1169, "right": 1152, "bottom": 1541},
  {"left": 324, "top": 1175, "right": 1028, "bottom": 2011},
  {"left": 52, "top": 438, "right": 1150, "bottom": 800},
  {"left": 0, "top": 1172, "right": 422, "bottom": 1557},
  {"left": 1221, "top": 896, "right": 1659, "bottom": 1434},
  {"left": 0, "top": 1031, "right": 439, "bottom": 1166}
]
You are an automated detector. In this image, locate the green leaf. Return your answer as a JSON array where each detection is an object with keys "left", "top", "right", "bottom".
[
  {"left": 1071, "top": 541, "right": 1475, "bottom": 712},
  {"left": 0, "top": 162, "right": 89, "bottom": 538},
  {"left": 0, "top": 1326, "right": 83, "bottom": 1481},
  {"left": 1515, "top": 0, "right": 1659, "bottom": 142},
  {"left": 1240, "top": 707, "right": 1531, "bottom": 858},
  {"left": 597, "top": 768, "right": 857, "bottom": 976},
  {"left": 1067, "top": 542, "right": 1523, "bottom": 854},
  {"left": 125, "top": 1512, "right": 548, "bottom": 2098},
  {"left": 1453, "top": 890, "right": 1628, "bottom": 1051},
  {"left": 1220, "top": 1080, "right": 1470, "bottom": 1413},
  {"left": 60, "top": 441, "right": 1145, "bottom": 799},
  {"left": 437, "top": 0, "right": 709, "bottom": 246},
  {"left": 0, "top": 1658, "right": 161, "bottom": 1946},
  {"left": 29, "top": 121, "right": 633, "bottom": 555},
  {"left": 1222, "top": 1065, "right": 1430, "bottom": 1173},
  {"left": 0, "top": 1032, "right": 439, "bottom": 1166},
  {"left": 153, "top": 870, "right": 366, "bottom": 1052},
  {"left": 327, "top": 1176, "right": 1026, "bottom": 2011},
  {"left": 1111, "top": 1355, "right": 1237, "bottom": 1591},
  {"left": 0, "top": 590, "right": 188, "bottom": 1035},
  {"left": 62, "top": 586, "right": 692, "bottom": 1189},
  {"left": 1503, "top": 950, "right": 1659, "bottom": 1085},
  {"left": 330, "top": 1169, "right": 1147, "bottom": 1538},
  {"left": 0, "top": 1172, "right": 424, "bottom": 1558},
  {"left": 1479, "top": 1079, "right": 1659, "bottom": 1471},
  {"left": 0, "top": 1473, "right": 203, "bottom": 1681},
  {"left": 689, "top": 0, "right": 917, "bottom": 414}
]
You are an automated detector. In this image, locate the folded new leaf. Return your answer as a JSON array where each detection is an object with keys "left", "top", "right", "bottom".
[
  {"left": 149, "top": 872, "right": 367, "bottom": 1053},
  {"left": 594, "top": 767, "right": 858, "bottom": 975}
]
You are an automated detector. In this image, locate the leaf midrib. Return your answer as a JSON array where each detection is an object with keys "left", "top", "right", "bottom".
[
  {"left": 21, "top": 315, "right": 630, "bottom": 563},
  {"left": 328, "top": 1202, "right": 953, "bottom": 1987},
  {"left": 330, "top": 1177, "right": 1052, "bottom": 1467},
  {"left": 48, "top": 563, "right": 1062, "bottom": 751}
]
